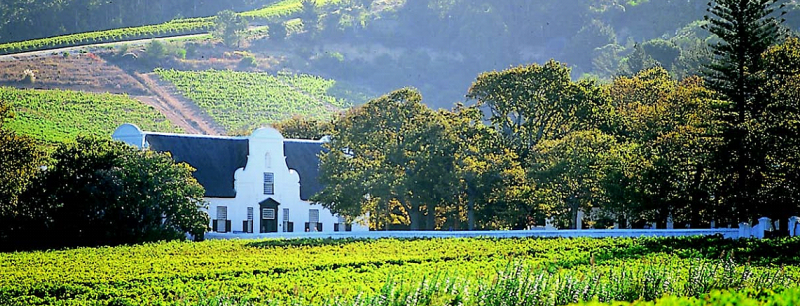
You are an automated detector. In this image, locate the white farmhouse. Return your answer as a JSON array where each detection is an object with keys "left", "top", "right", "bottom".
[{"left": 112, "top": 124, "right": 368, "bottom": 234}]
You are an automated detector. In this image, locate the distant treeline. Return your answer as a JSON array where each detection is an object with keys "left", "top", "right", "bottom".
[
  {"left": 0, "top": 0, "right": 281, "bottom": 44},
  {"left": 296, "top": 0, "right": 800, "bottom": 108}
]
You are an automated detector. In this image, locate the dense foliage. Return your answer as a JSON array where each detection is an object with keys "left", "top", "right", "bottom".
[
  {"left": 703, "top": 0, "right": 797, "bottom": 231},
  {"left": 317, "top": 35, "right": 800, "bottom": 230},
  {"left": 0, "top": 87, "right": 181, "bottom": 143},
  {"left": 154, "top": 68, "right": 362, "bottom": 132},
  {"left": 0, "top": 99, "right": 45, "bottom": 239},
  {"left": 315, "top": 89, "right": 529, "bottom": 230},
  {"left": 1, "top": 136, "right": 209, "bottom": 251},
  {"left": 0, "top": 236, "right": 798, "bottom": 305},
  {"left": 271, "top": 115, "right": 332, "bottom": 139}
]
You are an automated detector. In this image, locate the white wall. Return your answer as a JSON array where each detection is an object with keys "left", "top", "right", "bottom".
[
  {"left": 206, "top": 228, "right": 740, "bottom": 240},
  {"left": 208, "top": 127, "right": 368, "bottom": 233}
]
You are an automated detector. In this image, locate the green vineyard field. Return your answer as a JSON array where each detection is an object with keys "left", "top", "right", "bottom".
[
  {"left": 240, "top": 0, "right": 343, "bottom": 20},
  {"left": 1, "top": 236, "right": 799, "bottom": 305},
  {"left": 0, "top": 18, "right": 214, "bottom": 55},
  {"left": 1, "top": 87, "right": 181, "bottom": 143},
  {"left": 0, "top": 0, "right": 342, "bottom": 56},
  {"left": 154, "top": 69, "right": 366, "bottom": 132}
]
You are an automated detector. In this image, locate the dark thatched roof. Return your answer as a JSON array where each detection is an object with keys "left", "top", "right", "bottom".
[
  {"left": 145, "top": 134, "right": 249, "bottom": 198},
  {"left": 284, "top": 140, "right": 325, "bottom": 201}
]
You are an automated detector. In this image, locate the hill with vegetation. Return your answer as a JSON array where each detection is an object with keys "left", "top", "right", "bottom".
[
  {"left": 154, "top": 68, "right": 365, "bottom": 132},
  {"left": 0, "top": 87, "right": 180, "bottom": 143}
]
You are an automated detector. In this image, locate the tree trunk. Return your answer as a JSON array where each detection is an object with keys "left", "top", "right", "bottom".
[
  {"left": 689, "top": 164, "right": 705, "bottom": 227},
  {"left": 409, "top": 201, "right": 421, "bottom": 231},
  {"left": 467, "top": 196, "right": 475, "bottom": 231},
  {"left": 425, "top": 203, "right": 436, "bottom": 230},
  {"left": 567, "top": 196, "right": 578, "bottom": 229}
]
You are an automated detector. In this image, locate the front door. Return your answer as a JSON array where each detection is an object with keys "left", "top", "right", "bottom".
[{"left": 259, "top": 198, "right": 280, "bottom": 233}]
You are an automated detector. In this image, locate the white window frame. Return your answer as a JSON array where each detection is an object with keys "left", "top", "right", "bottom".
[
  {"left": 216, "top": 206, "right": 227, "bottom": 220},
  {"left": 262, "top": 208, "right": 276, "bottom": 220},
  {"left": 263, "top": 172, "right": 274, "bottom": 195}
]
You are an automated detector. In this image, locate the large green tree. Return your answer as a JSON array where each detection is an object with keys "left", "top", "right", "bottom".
[
  {"left": 534, "top": 129, "right": 628, "bottom": 229},
  {"left": 428, "top": 105, "right": 531, "bottom": 230},
  {"left": 7, "top": 137, "right": 208, "bottom": 250},
  {"left": 467, "top": 60, "right": 606, "bottom": 161},
  {"left": 605, "top": 67, "right": 717, "bottom": 227},
  {"left": 314, "top": 89, "right": 526, "bottom": 230},
  {"left": 703, "top": 0, "right": 787, "bottom": 224},
  {"left": 758, "top": 37, "right": 800, "bottom": 230},
  {"left": 215, "top": 9, "right": 248, "bottom": 48},
  {"left": 315, "top": 89, "right": 439, "bottom": 230}
]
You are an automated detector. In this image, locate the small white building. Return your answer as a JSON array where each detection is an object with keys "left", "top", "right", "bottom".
[{"left": 112, "top": 124, "right": 368, "bottom": 234}]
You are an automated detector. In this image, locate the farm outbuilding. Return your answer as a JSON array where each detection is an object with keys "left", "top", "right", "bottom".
[{"left": 112, "top": 124, "right": 368, "bottom": 234}]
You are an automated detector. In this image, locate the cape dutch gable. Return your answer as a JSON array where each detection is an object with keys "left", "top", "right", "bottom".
[{"left": 112, "top": 124, "right": 368, "bottom": 234}]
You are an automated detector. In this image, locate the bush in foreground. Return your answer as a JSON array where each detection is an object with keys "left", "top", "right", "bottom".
[{"left": 1, "top": 136, "right": 208, "bottom": 250}]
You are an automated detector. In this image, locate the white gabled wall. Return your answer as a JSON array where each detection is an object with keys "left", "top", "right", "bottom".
[
  {"left": 207, "top": 127, "right": 368, "bottom": 233},
  {"left": 112, "top": 124, "right": 145, "bottom": 148}
]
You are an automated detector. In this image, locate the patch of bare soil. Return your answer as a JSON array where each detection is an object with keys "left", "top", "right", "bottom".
[
  {"left": 0, "top": 53, "right": 148, "bottom": 95},
  {"left": 0, "top": 51, "right": 226, "bottom": 136}
]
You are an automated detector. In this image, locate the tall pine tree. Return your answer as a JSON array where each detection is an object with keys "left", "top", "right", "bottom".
[{"left": 703, "top": 0, "right": 786, "bottom": 225}]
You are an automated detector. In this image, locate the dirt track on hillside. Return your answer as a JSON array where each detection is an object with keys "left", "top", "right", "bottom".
[{"left": 132, "top": 72, "right": 224, "bottom": 135}]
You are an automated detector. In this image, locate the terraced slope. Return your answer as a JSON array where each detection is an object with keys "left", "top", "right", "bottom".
[
  {"left": 154, "top": 69, "right": 366, "bottom": 132},
  {"left": 1, "top": 87, "right": 181, "bottom": 143}
]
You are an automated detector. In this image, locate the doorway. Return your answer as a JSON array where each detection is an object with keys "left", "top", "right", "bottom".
[{"left": 259, "top": 198, "right": 280, "bottom": 233}]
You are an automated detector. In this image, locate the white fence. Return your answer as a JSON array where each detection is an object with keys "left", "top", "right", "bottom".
[{"left": 205, "top": 216, "right": 800, "bottom": 241}]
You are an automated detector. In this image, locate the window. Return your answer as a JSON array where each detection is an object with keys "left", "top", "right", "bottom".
[
  {"left": 216, "top": 206, "right": 227, "bottom": 220},
  {"left": 283, "top": 208, "right": 291, "bottom": 232},
  {"left": 247, "top": 207, "right": 254, "bottom": 220},
  {"left": 309, "top": 209, "right": 320, "bottom": 223},
  {"left": 265, "top": 152, "right": 271, "bottom": 168},
  {"left": 262, "top": 208, "right": 275, "bottom": 220},
  {"left": 263, "top": 172, "right": 274, "bottom": 195}
]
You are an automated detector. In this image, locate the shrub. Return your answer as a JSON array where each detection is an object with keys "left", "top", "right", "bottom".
[
  {"left": 21, "top": 69, "right": 35, "bottom": 84},
  {"left": 175, "top": 48, "right": 187, "bottom": 59},
  {"left": 5, "top": 136, "right": 209, "bottom": 250},
  {"left": 239, "top": 55, "right": 258, "bottom": 68}
]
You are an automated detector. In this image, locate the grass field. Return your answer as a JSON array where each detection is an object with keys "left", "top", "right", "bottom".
[
  {"left": 1, "top": 236, "right": 799, "bottom": 305},
  {"left": 1, "top": 87, "right": 181, "bottom": 143},
  {"left": 154, "top": 69, "right": 366, "bottom": 132}
]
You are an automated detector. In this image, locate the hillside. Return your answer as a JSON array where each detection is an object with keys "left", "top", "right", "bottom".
[
  {"left": 0, "top": 0, "right": 798, "bottom": 140},
  {"left": 0, "top": 87, "right": 181, "bottom": 143},
  {"left": 154, "top": 68, "right": 365, "bottom": 132}
]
